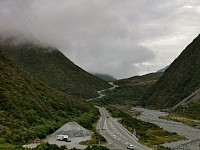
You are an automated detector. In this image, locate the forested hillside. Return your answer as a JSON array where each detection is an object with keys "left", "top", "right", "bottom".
[
  {"left": 0, "top": 40, "right": 110, "bottom": 99},
  {"left": 0, "top": 49, "right": 97, "bottom": 149},
  {"left": 101, "top": 73, "right": 162, "bottom": 105},
  {"left": 146, "top": 34, "right": 200, "bottom": 108}
]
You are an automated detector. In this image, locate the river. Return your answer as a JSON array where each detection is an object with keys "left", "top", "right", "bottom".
[{"left": 134, "top": 107, "right": 200, "bottom": 150}]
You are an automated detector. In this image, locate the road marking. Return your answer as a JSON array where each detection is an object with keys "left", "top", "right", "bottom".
[
  {"left": 97, "top": 108, "right": 113, "bottom": 145},
  {"left": 97, "top": 107, "right": 152, "bottom": 150},
  {"left": 110, "top": 119, "right": 150, "bottom": 150}
]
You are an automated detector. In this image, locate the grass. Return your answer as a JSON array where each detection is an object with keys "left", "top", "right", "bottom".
[
  {"left": 106, "top": 105, "right": 185, "bottom": 148},
  {"left": 144, "top": 129, "right": 183, "bottom": 146},
  {"left": 79, "top": 132, "right": 106, "bottom": 146},
  {"left": 160, "top": 114, "right": 200, "bottom": 127},
  {"left": 110, "top": 104, "right": 141, "bottom": 116},
  {"left": 33, "top": 142, "right": 109, "bottom": 150},
  {"left": 79, "top": 120, "right": 106, "bottom": 146}
]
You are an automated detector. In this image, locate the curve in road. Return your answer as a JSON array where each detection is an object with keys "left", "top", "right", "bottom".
[{"left": 86, "top": 82, "right": 118, "bottom": 101}]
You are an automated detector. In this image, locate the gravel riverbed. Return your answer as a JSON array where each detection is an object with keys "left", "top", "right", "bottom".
[{"left": 134, "top": 107, "right": 200, "bottom": 150}]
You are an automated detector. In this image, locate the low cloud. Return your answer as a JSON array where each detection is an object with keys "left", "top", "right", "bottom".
[{"left": 0, "top": 0, "right": 200, "bottom": 78}]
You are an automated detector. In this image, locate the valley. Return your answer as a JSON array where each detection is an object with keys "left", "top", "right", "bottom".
[
  {"left": 1, "top": 1, "right": 200, "bottom": 150},
  {"left": 1, "top": 22, "right": 200, "bottom": 150}
]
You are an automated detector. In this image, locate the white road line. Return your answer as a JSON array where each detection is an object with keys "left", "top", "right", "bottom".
[
  {"left": 98, "top": 107, "right": 152, "bottom": 150},
  {"left": 110, "top": 118, "right": 151, "bottom": 150},
  {"left": 98, "top": 109, "right": 113, "bottom": 144}
]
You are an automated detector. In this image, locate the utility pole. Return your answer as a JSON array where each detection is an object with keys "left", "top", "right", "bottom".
[{"left": 133, "top": 129, "right": 136, "bottom": 136}]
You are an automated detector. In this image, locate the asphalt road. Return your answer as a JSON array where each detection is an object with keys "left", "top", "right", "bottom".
[
  {"left": 86, "top": 82, "right": 118, "bottom": 101},
  {"left": 97, "top": 107, "right": 152, "bottom": 150}
]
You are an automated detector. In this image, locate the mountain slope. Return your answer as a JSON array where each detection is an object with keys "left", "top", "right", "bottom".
[
  {"left": 0, "top": 49, "right": 95, "bottom": 147},
  {"left": 94, "top": 73, "right": 117, "bottom": 81},
  {"left": 146, "top": 34, "right": 200, "bottom": 108},
  {"left": 0, "top": 42, "right": 110, "bottom": 99},
  {"left": 101, "top": 73, "right": 162, "bottom": 105},
  {"left": 157, "top": 66, "right": 169, "bottom": 73},
  {"left": 115, "top": 72, "right": 163, "bottom": 86}
]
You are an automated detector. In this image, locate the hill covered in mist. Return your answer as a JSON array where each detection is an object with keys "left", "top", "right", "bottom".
[
  {"left": 0, "top": 40, "right": 111, "bottom": 99},
  {"left": 94, "top": 73, "right": 117, "bottom": 81},
  {"left": 0, "top": 49, "right": 99, "bottom": 148}
]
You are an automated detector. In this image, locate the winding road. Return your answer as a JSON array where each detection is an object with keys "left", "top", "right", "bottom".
[
  {"left": 87, "top": 82, "right": 151, "bottom": 149},
  {"left": 86, "top": 82, "right": 118, "bottom": 101},
  {"left": 97, "top": 107, "right": 151, "bottom": 150}
]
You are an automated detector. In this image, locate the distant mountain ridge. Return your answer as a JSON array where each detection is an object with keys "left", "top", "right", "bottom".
[
  {"left": 146, "top": 34, "right": 200, "bottom": 112},
  {"left": 94, "top": 73, "right": 117, "bottom": 81},
  {"left": 101, "top": 72, "right": 162, "bottom": 105},
  {"left": 0, "top": 41, "right": 111, "bottom": 99},
  {"left": 116, "top": 72, "right": 163, "bottom": 86},
  {"left": 157, "top": 66, "right": 169, "bottom": 73}
]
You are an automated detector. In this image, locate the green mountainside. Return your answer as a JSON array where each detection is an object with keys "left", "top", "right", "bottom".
[
  {"left": 146, "top": 34, "right": 200, "bottom": 109},
  {"left": 115, "top": 72, "right": 163, "bottom": 86},
  {"left": 0, "top": 49, "right": 97, "bottom": 148},
  {"left": 0, "top": 41, "right": 110, "bottom": 99},
  {"left": 101, "top": 73, "right": 162, "bottom": 105}
]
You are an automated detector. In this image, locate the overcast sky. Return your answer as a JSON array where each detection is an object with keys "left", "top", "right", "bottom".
[{"left": 0, "top": 0, "right": 200, "bottom": 79}]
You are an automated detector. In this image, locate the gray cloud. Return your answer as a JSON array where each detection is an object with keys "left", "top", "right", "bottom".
[{"left": 0, "top": 0, "right": 200, "bottom": 79}]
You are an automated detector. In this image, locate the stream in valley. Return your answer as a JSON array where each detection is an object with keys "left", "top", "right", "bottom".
[{"left": 134, "top": 107, "right": 200, "bottom": 150}]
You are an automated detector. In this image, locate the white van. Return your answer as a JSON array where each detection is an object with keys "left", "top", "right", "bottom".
[
  {"left": 127, "top": 144, "right": 135, "bottom": 149},
  {"left": 56, "top": 135, "right": 70, "bottom": 142}
]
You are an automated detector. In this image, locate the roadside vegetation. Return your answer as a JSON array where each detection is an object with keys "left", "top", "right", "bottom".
[
  {"left": 78, "top": 109, "right": 107, "bottom": 146},
  {"left": 106, "top": 106, "right": 185, "bottom": 149},
  {"left": 33, "top": 142, "right": 109, "bottom": 150},
  {"left": 175, "top": 103, "right": 200, "bottom": 120},
  {"left": 79, "top": 131, "right": 106, "bottom": 146},
  {"left": 0, "top": 50, "right": 107, "bottom": 149},
  {"left": 29, "top": 107, "right": 107, "bottom": 150},
  {"left": 160, "top": 114, "right": 200, "bottom": 127}
]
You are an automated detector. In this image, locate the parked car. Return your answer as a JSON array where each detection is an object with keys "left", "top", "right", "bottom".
[
  {"left": 127, "top": 144, "right": 135, "bottom": 149},
  {"left": 56, "top": 135, "right": 71, "bottom": 142}
]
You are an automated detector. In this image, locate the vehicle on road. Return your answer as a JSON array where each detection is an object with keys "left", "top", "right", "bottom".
[
  {"left": 102, "top": 126, "right": 107, "bottom": 130},
  {"left": 127, "top": 144, "right": 135, "bottom": 149},
  {"left": 106, "top": 116, "right": 109, "bottom": 118},
  {"left": 56, "top": 135, "right": 71, "bottom": 142}
]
